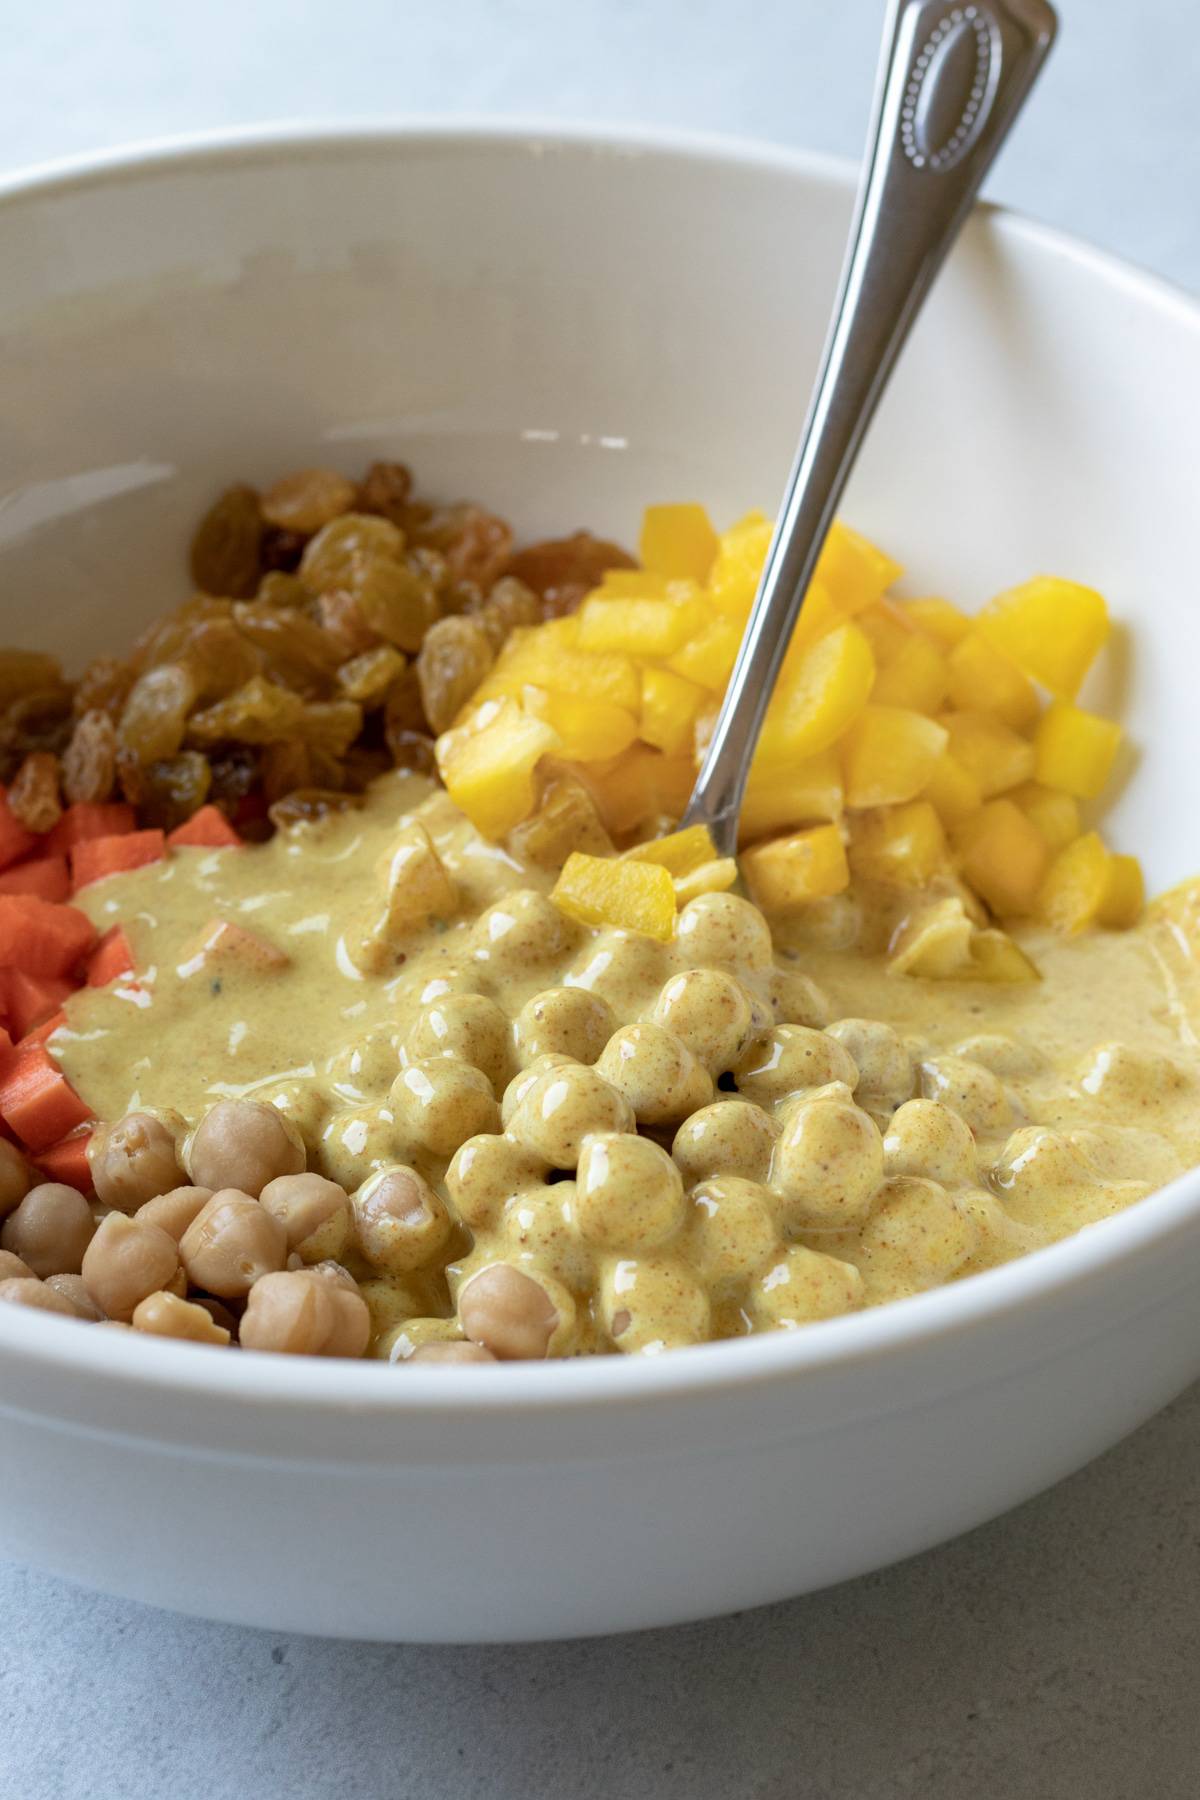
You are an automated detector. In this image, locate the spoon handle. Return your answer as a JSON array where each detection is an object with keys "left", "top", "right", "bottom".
[{"left": 681, "top": 0, "right": 1057, "bottom": 857}]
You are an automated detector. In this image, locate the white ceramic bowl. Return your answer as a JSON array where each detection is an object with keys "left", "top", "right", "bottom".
[{"left": 1, "top": 123, "right": 1198, "bottom": 1643}]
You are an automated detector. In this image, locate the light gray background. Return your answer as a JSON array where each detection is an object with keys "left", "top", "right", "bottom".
[{"left": 2, "top": 3, "right": 1199, "bottom": 1797}]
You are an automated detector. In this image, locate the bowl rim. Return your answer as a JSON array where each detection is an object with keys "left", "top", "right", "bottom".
[{"left": 1, "top": 116, "right": 1199, "bottom": 1419}]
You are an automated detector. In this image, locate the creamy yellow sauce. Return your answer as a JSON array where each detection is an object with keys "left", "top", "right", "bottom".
[{"left": 56, "top": 773, "right": 1200, "bottom": 1356}]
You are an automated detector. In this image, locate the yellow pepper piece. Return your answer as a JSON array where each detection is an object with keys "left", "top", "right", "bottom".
[
  {"left": 476, "top": 629, "right": 639, "bottom": 714},
  {"left": 841, "top": 705, "right": 948, "bottom": 808},
  {"left": 941, "top": 711, "right": 1036, "bottom": 797},
  {"left": 758, "top": 622, "right": 875, "bottom": 765},
  {"left": 901, "top": 596, "right": 971, "bottom": 647},
  {"left": 583, "top": 748, "right": 695, "bottom": 836},
  {"left": 1037, "top": 831, "right": 1112, "bottom": 933},
  {"left": 871, "top": 632, "right": 949, "bottom": 713},
  {"left": 965, "top": 929, "right": 1041, "bottom": 984},
  {"left": 709, "top": 511, "right": 772, "bottom": 616},
  {"left": 946, "top": 631, "right": 1040, "bottom": 730},
  {"left": 577, "top": 593, "right": 700, "bottom": 657},
  {"left": 527, "top": 690, "right": 638, "bottom": 763},
  {"left": 954, "top": 799, "right": 1050, "bottom": 917},
  {"left": 856, "top": 599, "right": 922, "bottom": 666},
  {"left": 979, "top": 576, "right": 1109, "bottom": 699},
  {"left": 922, "top": 750, "right": 982, "bottom": 827},
  {"left": 596, "top": 569, "right": 672, "bottom": 598},
  {"left": 436, "top": 698, "right": 560, "bottom": 840},
  {"left": 741, "top": 825, "right": 850, "bottom": 911},
  {"left": 667, "top": 615, "right": 744, "bottom": 689},
  {"left": 639, "top": 665, "right": 705, "bottom": 756},
  {"left": 673, "top": 858, "right": 739, "bottom": 904},
  {"left": 1034, "top": 701, "right": 1122, "bottom": 798},
  {"left": 639, "top": 504, "right": 720, "bottom": 583},
  {"left": 816, "top": 521, "right": 902, "bottom": 612},
  {"left": 1011, "top": 782, "right": 1081, "bottom": 852},
  {"left": 623, "top": 824, "right": 717, "bottom": 877},
  {"left": 739, "top": 750, "right": 843, "bottom": 842},
  {"left": 1098, "top": 853, "right": 1144, "bottom": 928},
  {"left": 848, "top": 801, "right": 946, "bottom": 887},
  {"left": 552, "top": 852, "right": 676, "bottom": 941}
]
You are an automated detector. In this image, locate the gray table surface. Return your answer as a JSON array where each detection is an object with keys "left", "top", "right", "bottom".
[{"left": 2, "top": 3, "right": 1198, "bottom": 1796}]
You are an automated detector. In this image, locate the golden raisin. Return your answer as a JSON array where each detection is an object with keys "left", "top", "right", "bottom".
[
  {"left": 357, "top": 461, "right": 413, "bottom": 526},
  {"left": 189, "top": 484, "right": 264, "bottom": 598},
  {"left": 61, "top": 709, "right": 118, "bottom": 805},
  {"left": 8, "top": 751, "right": 62, "bottom": 831},
  {"left": 505, "top": 531, "right": 636, "bottom": 615},
  {"left": 260, "top": 469, "right": 357, "bottom": 536},
  {"left": 416, "top": 616, "right": 496, "bottom": 733}
]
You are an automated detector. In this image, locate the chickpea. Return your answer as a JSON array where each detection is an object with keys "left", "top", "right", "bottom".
[
  {"left": 88, "top": 1112, "right": 183, "bottom": 1214},
  {"left": 374, "top": 1315, "right": 466, "bottom": 1362},
  {"left": 598, "top": 1254, "right": 711, "bottom": 1353},
  {"left": 770, "top": 966, "right": 831, "bottom": 1028},
  {"left": 825, "top": 1019, "right": 914, "bottom": 1115},
  {"left": 0, "top": 1249, "right": 33, "bottom": 1281},
  {"left": 317, "top": 1101, "right": 411, "bottom": 1193},
  {"left": 676, "top": 891, "right": 774, "bottom": 973},
  {"left": 185, "top": 1099, "right": 305, "bottom": 1197},
  {"left": 358, "top": 1274, "right": 429, "bottom": 1340},
  {"left": 503, "top": 1184, "right": 594, "bottom": 1289},
  {"left": 1, "top": 1183, "right": 95, "bottom": 1278},
  {"left": 507, "top": 1063, "right": 634, "bottom": 1167},
  {"left": 685, "top": 1177, "right": 780, "bottom": 1285},
  {"left": 672, "top": 1101, "right": 780, "bottom": 1187},
  {"left": 989, "top": 1126, "right": 1094, "bottom": 1222},
  {"left": 573, "top": 1132, "right": 685, "bottom": 1252},
  {"left": 325, "top": 1033, "right": 401, "bottom": 1102},
  {"left": 734, "top": 1025, "right": 859, "bottom": 1108},
  {"left": 81, "top": 1213, "right": 182, "bottom": 1321},
  {"left": 501, "top": 1054, "right": 573, "bottom": 1128},
  {"left": 1076, "top": 1041, "right": 1189, "bottom": 1108},
  {"left": 0, "top": 1139, "right": 33, "bottom": 1219},
  {"left": 953, "top": 1033, "right": 1045, "bottom": 1079},
  {"left": 404, "top": 993, "right": 512, "bottom": 1093},
  {"left": 954, "top": 1186, "right": 1039, "bottom": 1258},
  {"left": 132, "top": 1290, "right": 231, "bottom": 1344},
  {"left": 748, "top": 1244, "right": 864, "bottom": 1329},
  {"left": 408, "top": 1339, "right": 497, "bottom": 1365},
  {"left": 468, "top": 890, "right": 578, "bottom": 974},
  {"left": 858, "top": 1176, "right": 981, "bottom": 1297},
  {"left": 44, "top": 1273, "right": 106, "bottom": 1320},
  {"left": 240, "top": 1269, "right": 336, "bottom": 1355},
  {"left": 919, "top": 1055, "right": 1013, "bottom": 1137},
  {"left": 458, "top": 1262, "right": 563, "bottom": 1359},
  {"left": 353, "top": 1166, "right": 453, "bottom": 1273},
  {"left": 259, "top": 1172, "right": 350, "bottom": 1262},
  {"left": 444, "top": 1132, "right": 547, "bottom": 1231},
  {"left": 389, "top": 1060, "right": 500, "bottom": 1159},
  {"left": 565, "top": 930, "right": 667, "bottom": 1010},
  {"left": 595, "top": 1023, "right": 713, "bottom": 1126},
  {"left": 769, "top": 1097, "right": 884, "bottom": 1232},
  {"left": 884, "top": 1099, "right": 978, "bottom": 1187},
  {"left": 252, "top": 1079, "right": 331, "bottom": 1150},
  {"left": 308, "top": 1261, "right": 372, "bottom": 1357},
  {"left": 178, "top": 1189, "right": 288, "bottom": 1298},
  {"left": 651, "top": 968, "right": 756, "bottom": 1074},
  {"left": 135, "top": 1186, "right": 214, "bottom": 1242},
  {"left": 0, "top": 1276, "right": 78, "bottom": 1317},
  {"left": 515, "top": 986, "right": 614, "bottom": 1067}
]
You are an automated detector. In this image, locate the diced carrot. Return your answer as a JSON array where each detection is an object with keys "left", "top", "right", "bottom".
[
  {"left": 0, "top": 1026, "right": 14, "bottom": 1067},
  {"left": 0, "top": 790, "right": 37, "bottom": 871},
  {"left": 0, "top": 895, "right": 97, "bottom": 977},
  {"left": 35, "top": 1128, "right": 94, "bottom": 1194},
  {"left": 20, "top": 1010, "right": 67, "bottom": 1047},
  {"left": 0, "top": 855, "right": 71, "bottom": 902},
  {"left": 0, "top": 969, "right": 73, "bottom": 1038},
  {"left": 0, "top": 1044, "right": 92, "bottom": 1151},
  {"left": 168, "top": 805, "right": 243, "bottom": 850},
  {"left": 71, "top": 828, "right": 166, "bottom": 892},
  {"left": 86, "top": 925, "right": 135, "bottom": 987},
  {"left": 44, "top": 802, "right": 136, "bottom": 857},
  {"left": 180, "top": 917, "right": 289, "bottom": 975}
]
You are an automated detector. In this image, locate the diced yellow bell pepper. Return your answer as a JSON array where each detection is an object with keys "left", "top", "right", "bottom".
[
  {"left": 527, "top": 689, "right": 638, "bottom": 762},
  {"left": 816, "top": 521, "right": 902, "bottom": 612},
  {"left": 552, "top": 851, "right": 677, "bottom": 941},
  {"left": 639, "top": 504, "right": 720, "bottom": 583},
  {"left": 954, "top": 799, "right": 1050, "bottom": 917},
  {"left": 667, "top": 614, "right": 744, "bottom": 689},
  {"left": 623, "top": 823, "right": 717, "bottom": 877},
  {"left": 841, "top": 705, "right": 948, "bottom": 808},
  {"left": 871, "top": 632, "right": 949, "bottom": 713},
  {"left": 739, "top": 751, "right": 844, "bottom": 841},
  {"left": 1034, "top": 701, "right": 1122, "bottom": 799},
  {"left": 437, "top": 698, "right": 560, "bottom": 839},
  {"left": 786, "top": 579, "right": 852, "bottom": 656},
  {"left": 639, "top": 666, "right": 705, "bottom": 756},
  {"left": 856, "top": 599, "right": 921, "bottom": 665},
  {"left": 596, "top": 569, "right": 672, "bottom": 598},
  {"left": 946, "top": 631, "right": 1039, "bottom": 730},
  {"left": 979, "top": 576, "right": 1109, "bottom": 699},
  {"left": 476, "top": 629, "right": 639, "bottom": 713},
  {"left": 901, "top": 596, "right": 971, "bottom": 647},
  {"left": 1098, "top": 852, "right": 1144, "bottom": 928},
  {"left": 1011, "top": 782, "right": 1081, "bottom": 852},
  {"left": 741, "top": 824, "right": 850, "bottom": 911},
  {"left": 965, "top": 929, "right": 1041, "bottom": 984},
  {"left": 757, "top": 622, "right": 875, "bottom": 764},
  {"left": 922, "top": 750, "right": 983, "bottom": 826},
  {"left": 941, "top": 712, "right": 1036, "bottom": 797},
  {"left": 1037, "top": 831, "right": 1112, "bottom": 933},
  {"left": 709, "top": 511, "right": 772, "bottom": 616},
  {"left": 583, "top": 748, "right": 695, "bottom": 835},
  {"left": 577, "top": 593, "right": 700, "bottom": 657},
  {"left": 673, "top": 858, "right": 739, "bottom": 904},
  {"left": 848, "top": 801, "right": 946, "bottom": 887}
]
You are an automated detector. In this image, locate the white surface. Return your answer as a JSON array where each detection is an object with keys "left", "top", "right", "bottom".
[{"left": 0, "top": 1, "right": 1198, "bottom": 1791}]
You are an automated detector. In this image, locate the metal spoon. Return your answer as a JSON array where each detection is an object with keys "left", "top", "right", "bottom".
[{"left": 680, "top": 0, "right": 1057, "bottom": 857}]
